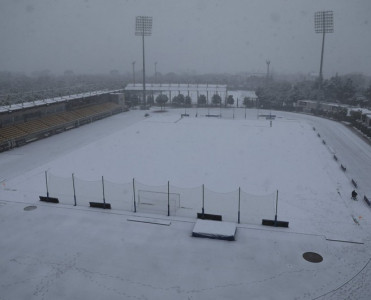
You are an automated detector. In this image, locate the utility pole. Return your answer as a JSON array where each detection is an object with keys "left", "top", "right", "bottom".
[
  {"left": 154, "top": 62, "right": 157, "bottom": 84},
  {"left": 132, "top": 61, "right": 136, "bottom": 86},
  {"left": 266, "top": 59, "right": 270, "bottom": 82}
]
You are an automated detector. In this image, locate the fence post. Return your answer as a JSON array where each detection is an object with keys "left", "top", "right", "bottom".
[
  {"left": 102, "top": 176, "right": 106, "bottom": 208},
  {"left": 168, "top": 181, "right": 170, "bottom": 217},
  {"left": 238, "top": 187, "right": 241, "bottom": 224},
  {"left": 274, "top": 190, "right": 278, "bottom": 227},
  {"left": 202, "top": 184, "right": 205, "bottom": 216},
  {"left": 45, "top": 171, "right": 49, "bottom": 198},
  {"left": 72, "top": 173, "right": 77, "bottom": 206},
  {"left": 133, "top": 178, "right": 136, "bottom": 213}
]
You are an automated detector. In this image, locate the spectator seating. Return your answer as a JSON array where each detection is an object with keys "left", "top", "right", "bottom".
[{"left": 0, "top": 102, "right": 123, "bottom": 150}]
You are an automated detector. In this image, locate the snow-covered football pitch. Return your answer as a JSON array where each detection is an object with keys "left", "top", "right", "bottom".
[{"left": 1, "top": 107, "right": 371, "bottom": 299}]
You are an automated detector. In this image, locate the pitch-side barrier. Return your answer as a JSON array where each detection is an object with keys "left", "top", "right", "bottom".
[{"left": 39, "top": 171, "right": 288, "bottom": 227}]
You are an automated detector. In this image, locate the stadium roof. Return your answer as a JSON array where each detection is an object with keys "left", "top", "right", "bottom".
[
  {"left": 0, "top": 90, "right": 121, "bottom": 114},
  {"left": 124, "top": 83, "right": 227, "bottom": 93}
]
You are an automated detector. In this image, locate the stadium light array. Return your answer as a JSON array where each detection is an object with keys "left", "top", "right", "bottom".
[
  {"left": 314, "top": 11, "right": 334, "bottom": 88},
  {"left": 135, "top": 16, "right": 153, "bottom": 106}
]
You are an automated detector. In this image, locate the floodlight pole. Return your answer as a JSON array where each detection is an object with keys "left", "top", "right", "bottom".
[
  {"left": 154, "top": 62, "right": 157, "bottom": 83},
  {"left": 135, "top": 16, "right": 152, "bottom": 106},
  {"left": 142, "top": 30, "right": 146, "bottom": 105},
  {"left": 319, "top": 15, "right": 326, "bottom": 86},
  {"left": 314, "top": 11, "right": 334, "bottom": 89}
]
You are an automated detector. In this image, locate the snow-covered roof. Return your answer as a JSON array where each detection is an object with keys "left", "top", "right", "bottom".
[
  {"left": 298, "top": 100, "right": 350, "bottom": 108},
  {"left": 124, "top": 83, "right": 227, "bottom": 93},
  {"left": 0, "top": 89, "right": 121, "bottom": 113}
]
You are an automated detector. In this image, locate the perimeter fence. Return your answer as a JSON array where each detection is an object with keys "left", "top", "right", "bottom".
[{"left": 44, "top": 171, "right": 276, "bottom": 225}]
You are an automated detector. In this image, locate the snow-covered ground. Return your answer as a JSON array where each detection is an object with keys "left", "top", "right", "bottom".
[{"left": 1, "top": 107, "right": 371, "bottom": 299}]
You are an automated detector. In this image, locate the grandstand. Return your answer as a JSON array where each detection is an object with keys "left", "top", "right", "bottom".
[{"left": 0, "top": 91, "right": 127, "bottom": 152}]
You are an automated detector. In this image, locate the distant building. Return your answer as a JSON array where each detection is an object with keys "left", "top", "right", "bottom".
[
  {"left": 297, "top": 100, "right": 371, "bottom": 128},
  {"left": 297, "top": 100, "right": 350, "bottom": 114},
  {"left": 124, "top": 83, "right": 258, "bottom": 107},
  {"left": 364, "top": 113, "right": 371, "bottom": 127},
  {"left": 124, "top": 83, "right": 227, "bottom": 104},
  {"left": 348, "top": 107, "right": 371, "bottom": 127}
]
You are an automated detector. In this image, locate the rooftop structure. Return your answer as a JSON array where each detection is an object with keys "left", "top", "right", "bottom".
[
  {"left": 0, "top": 90, "right": 121, "bottom": 114},
  {"left": 124, "top": 83, "right": 227, "bottom": 94}
]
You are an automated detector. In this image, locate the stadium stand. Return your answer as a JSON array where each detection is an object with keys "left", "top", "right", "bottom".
[
  {"left": 0, "top": 126, "right": 28, "bottom": 140},
  {"left": 16, "top": 119, "right": 49, "bottom": 134},
  {"left": 0, "top": 91, "right": 127, "bottom": 152}
]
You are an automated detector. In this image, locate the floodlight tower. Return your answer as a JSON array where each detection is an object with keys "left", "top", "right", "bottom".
[
  {"left": 314, "top": 11, "right": 334, "bottom": 88},
  {"left": 135, "top": 16, "right": 153, "bottom": 105}
]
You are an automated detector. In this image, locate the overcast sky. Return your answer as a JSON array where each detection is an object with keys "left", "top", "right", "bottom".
[{"left": 0, "top": 0, "right": 370, "bottom": 77}]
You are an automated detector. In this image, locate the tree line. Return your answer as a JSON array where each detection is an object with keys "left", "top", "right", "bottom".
[
  {"left": 256, "top": 74, "right": 371, "bottom": 110},
  {"left": 1, "top": 70, "right": 371, "bottom": 111}
]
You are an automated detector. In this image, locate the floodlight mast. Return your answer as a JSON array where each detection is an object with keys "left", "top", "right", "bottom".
[
  {"left": 314, "top": 11, "right": 334, "bottom": 88},
  {"left": 135, "top": 16, "right": 152, "bottom": 106}
]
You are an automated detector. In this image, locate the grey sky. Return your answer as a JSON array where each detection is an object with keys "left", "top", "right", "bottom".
[{"left": 0, "top": 0, "right": 370, "bottom": 77}]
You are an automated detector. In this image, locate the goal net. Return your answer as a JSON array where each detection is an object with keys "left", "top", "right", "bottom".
[{"left": 137, "top": 189, "right": 180, "bottom": 215}]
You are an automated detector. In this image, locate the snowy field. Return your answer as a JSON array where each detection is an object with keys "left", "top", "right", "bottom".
[{"left": 1, "top": 107, "right": 371, "bottom": 299}]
